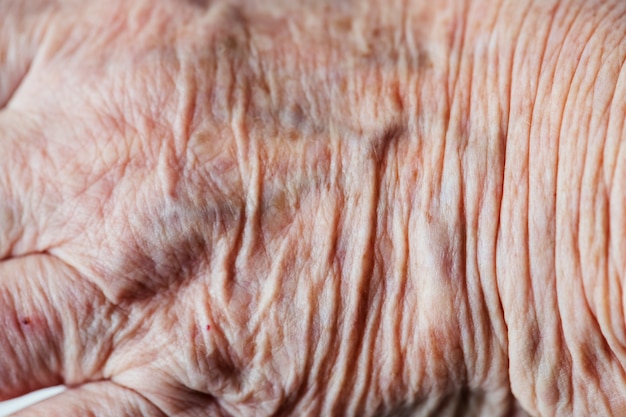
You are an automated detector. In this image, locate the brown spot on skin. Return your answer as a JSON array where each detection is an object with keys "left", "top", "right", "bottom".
[
  {"left": 187, "top": 0, "right": 210, "bottom": 8},
  {"left": 284, "top": 103, "right": 305, "bottom": 130},
  {"left": 418, "top": 48, "right": 434, "bottom": 70},
  {"left": 223, "top": 36, "right": 238, "bottom": 50},
  {"left": 20, "top": 317, "right": 31, "bottom": 325},
  {"left": 334, "top": 17, "right": 353, "bottom": 32}
]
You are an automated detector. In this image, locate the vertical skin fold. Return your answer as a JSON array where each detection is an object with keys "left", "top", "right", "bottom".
[
  {"left": 495, "top": 0, "right": 626, "bottom": 415},
  {"left": 180, "top": 0, "right": 525, "bottom": 414},
  {"left": 237, "top": 0, "right": 522, "bottom": 413}
]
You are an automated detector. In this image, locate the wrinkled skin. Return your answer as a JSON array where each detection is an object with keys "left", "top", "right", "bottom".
[{"left": 1, "top": 0, "right": 626, "bottom": 415}]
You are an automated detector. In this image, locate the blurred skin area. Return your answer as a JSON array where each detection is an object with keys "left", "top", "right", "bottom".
[{"left": 0, "top": 0, "right": 626, "bottom": 415}]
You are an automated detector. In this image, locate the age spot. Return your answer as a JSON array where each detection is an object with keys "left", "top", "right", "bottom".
[{"left": 187, "top": 0, "right": 210, "bottom": 8}]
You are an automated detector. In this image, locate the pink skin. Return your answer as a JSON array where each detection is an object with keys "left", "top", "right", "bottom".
[{"left": 1, "top": 0, "right": 626, "bottom": 416}]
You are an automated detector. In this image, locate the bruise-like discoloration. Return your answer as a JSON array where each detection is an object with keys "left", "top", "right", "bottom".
[
  {"left": 187, "top": 0, "right": 211, "bottom": 8},
  {"left": 9, "top": 0, "right": 626, "bottom": 415},
  {"left": 105, "top": 1, "right": 514, "bottom": 414}
]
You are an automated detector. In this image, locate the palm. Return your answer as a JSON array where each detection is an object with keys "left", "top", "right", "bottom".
[{"left": 1, "top": 1, "right": 262, "bottom": 415}]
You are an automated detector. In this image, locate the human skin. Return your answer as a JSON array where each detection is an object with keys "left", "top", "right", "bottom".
[{"left": 0, "top": 0, "right": 625, "bottom": 415}]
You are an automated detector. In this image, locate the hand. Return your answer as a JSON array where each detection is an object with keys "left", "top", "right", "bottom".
[
  {"left": 2, "top": 0, "right": 626, "bottom": 416},
  {"left": 3, "top": 1, "right": 428, "bottom": 415}
]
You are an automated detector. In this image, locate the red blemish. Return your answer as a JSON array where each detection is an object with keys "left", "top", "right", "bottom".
[
  {"left": 21, "top": 318, "right": 31, "bottom": 325},
  {"left": 206, "top": 324, "right": 211, "bottom": 331}
]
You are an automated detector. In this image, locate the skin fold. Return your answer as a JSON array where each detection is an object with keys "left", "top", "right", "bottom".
[{"left": 0, "top": 0, "right": 625, "bottom": 415}]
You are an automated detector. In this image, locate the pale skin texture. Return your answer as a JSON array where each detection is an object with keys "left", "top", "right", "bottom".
[{"left": 1, "top": 0, "right": 626, "bottom": 415}]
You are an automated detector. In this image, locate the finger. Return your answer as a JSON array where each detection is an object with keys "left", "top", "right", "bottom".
[
  {"left": 9, "top": 382, "right": 167, "bottom": 417},
  {"left": 0, "top": 0, "right": 52, "bottom": 109},
  {"left": 0, "top": 254, "right": 113, "bottom": 401}
]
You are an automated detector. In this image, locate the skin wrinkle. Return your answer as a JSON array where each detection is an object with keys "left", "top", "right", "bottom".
[
  {"left": 325, "top": 147, "right": 343, "bottom": 417},
  {"left": 320, "top": 137, "right": 358, "bottom": 413},
  {"left": 478, "top": 0, "right": 511, "bottom": 366},
  {"left": 304, "top": 190, "right": 342, "bottom": 416},
  {"left": 414, "top": 0, "right": 512, "bottom": 404},
  {"left": 0, "top": 282, "right": 29, "bottom": 392},
  {"left": 592, "top": 36, "right": 626, "bottom": 360},
  {"left": 0, "top": 174, "right": 20, "bottom": 259},
  {"left": 320, "top": 154, "right": 367, "bottom": 414},
  {"left": 530, "top": 1, "right": 569, "bottom": 413},
  {"left": 269, "top": 257, "right": 315, "bottom": 416},
  {"left": 529, "top": 2, "right": 588, "bottom": 412},
  {"left": 247, "top": 228, "right": 290, "bottom": 337},
  {"left": 0, "top": 0, "right": 55, "bottom": 110},
  {"left": 606, "top": 51, "right": 626, "bottom": 349},
  {"left": 232, "top": 96, "right": 266, "bottom": 328},
  {"left": 6, "top": 0, "right": 626, "bottom": 415},
  {"left": 580, "top": 2, "right": 626, "bottom": 359},
  {"left": 447, "top": 0, "right": 475, "bottom": 394},
  {"left": 19, "top": 268, "right": 63, "bottom": 384},
  {"left": 373, "top": 171, "right": 405, "bottom": 412},
  {"left": 557, "top": 2, "right": 608, "bottom": 412},
  {"left": 463, "top": 0, "right": 516, "bottom": 390},
  {"left": 576, "top": 12, "right": 626, "bottom": 394},
  {"left": 16, "top": 381, "right": 174, "bottom": 417},
  {"left": 488, "top": 0, "right": 626, "bottom": 414},
  {"left": 0, "top": 113, "right": 42, "bottom": 258},
  {"left": 382, "top": 139, "right": 408, "bottom": 407},
  {"left": 344, "top": 129, "right": 398, "bottom": 416},
  {"left": 556, "top": 1, "right": 626, "bottom": 412},
  {"left": 496, "top": 0, "right": 569, "bottom": 413},
  {"left": 399, "top": 52, "right": 425, "bottom": 404},
  {"left": 354, "top": 132, "right": 400, "bottom": 416},
  {"left": 109, "top": 381, "right": 170, "bottom": 417},
  {"left": 178, "top": 42, "right": 346, "bottom": 406},
  {"left": 484, "top": 0, "right": 511, "bottom": 361},
  {"left": 0, "top": 257, "right": 92, "bottom": 399},
  {"left": 462, "top": 44, "right": 485, "bottom": 388}
]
